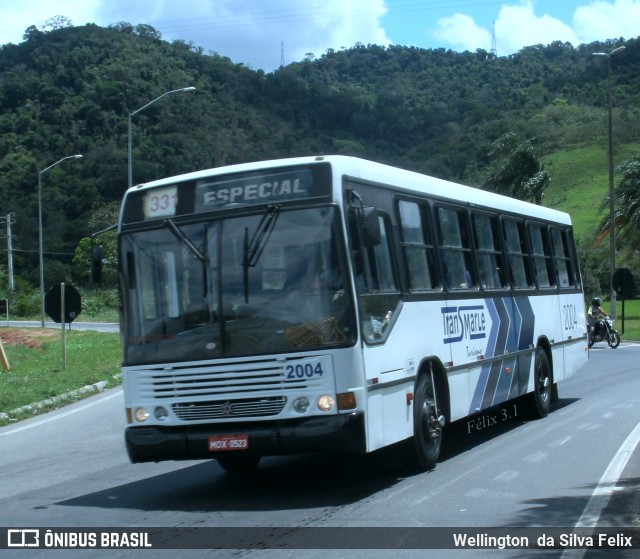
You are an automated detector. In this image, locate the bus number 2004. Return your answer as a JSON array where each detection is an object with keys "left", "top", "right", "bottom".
[{"left": 286, "top": 362, "right": 324, "bottom": 380}]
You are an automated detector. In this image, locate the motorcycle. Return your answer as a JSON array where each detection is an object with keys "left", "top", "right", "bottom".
[{"left": 588, "top": 315, "right": 621, "bottom": 349}]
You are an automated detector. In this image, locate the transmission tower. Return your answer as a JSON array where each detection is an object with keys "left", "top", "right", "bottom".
[
  {"left": 491, "top": 20, "right": 497, "bottom": 58},
  {"left": 280, "top": 41, "right": 285, "bottom": 67}
]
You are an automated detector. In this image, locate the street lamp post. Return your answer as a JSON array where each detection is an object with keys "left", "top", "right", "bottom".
[
  {"left": 593, "top": 46, "right": 625, "bottom": 318},
  {"left": 38, "top": 154, "right": 83, "bottom": 327},
  {"left": 127, "top": 86, "right": 196, "bottom": 188}
]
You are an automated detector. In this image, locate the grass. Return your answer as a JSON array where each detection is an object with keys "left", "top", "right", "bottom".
[
  {"left": 610, "top": 298, "right": 640, "bottom": 341},
  {"left": 542, "top": 142, "right": 640, "bottom": 243},
  {"left": 0, "top": 328, "right": 121, "bottom": 426}
]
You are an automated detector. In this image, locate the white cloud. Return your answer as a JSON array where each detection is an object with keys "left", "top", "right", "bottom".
[
  {"left": 494, "top": 1, "right": 579, "bottom": 54},
  {"left": 0, "top": 0, "right": 390, "bottom": 71},
  {"left": 0, "top": 0, "right": 102, "bottom": 44},
  {"left": 430, "top": 0, "right": 638, "bottom": 56},
  {"left": 573, "top": 0, "right": 640, "bottom": 42},
  {"left": 431, "top": 13, "right": 492, "bottom": 52},
  {"left": 99, "top": 0, "right": 391, "bottom": 70}
]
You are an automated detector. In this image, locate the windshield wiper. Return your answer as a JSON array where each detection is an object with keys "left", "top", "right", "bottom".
[
  {"left": 243, "top": 204, "right": 280, "bottom": 303},
  {"left": 164, "top": 219, "right": 206, "bottom": 262}
]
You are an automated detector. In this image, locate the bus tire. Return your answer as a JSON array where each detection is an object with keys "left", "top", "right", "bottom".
[
  {"left": 528, "top": 348, "right": 552, "bottom": 418},
  {"left": 412, "top": 373, "right": 443, "bottom": 471},
  {"left": 216, "top": 454, "right": 261, "bottom": 473}
]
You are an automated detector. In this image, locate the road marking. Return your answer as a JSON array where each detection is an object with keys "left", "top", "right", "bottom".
[
  {"left": 525, "top": 450, "right": 549, "bottom": 463},
  {"left": 0, "top": 389, "right": 123, "bottom": 437},
  {"left": 493, "top": 470, "right": 519, "bottom": 482},
  {"left": 560, "top": 420, "right": 640, "bottom": 559}
]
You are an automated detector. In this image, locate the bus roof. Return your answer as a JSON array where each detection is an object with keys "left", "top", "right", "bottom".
[{"left": 126, "top": 155, "right": 572, "bottom": 226}]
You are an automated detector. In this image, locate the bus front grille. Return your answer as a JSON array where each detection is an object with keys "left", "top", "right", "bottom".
[
  {"left": 132, "top": 355, "right": 329, "bottom": 399},
  {"left": 172, "top": 396, "right": 287, "bottom": 421}
]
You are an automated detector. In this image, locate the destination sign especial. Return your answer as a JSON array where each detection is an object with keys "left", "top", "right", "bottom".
[{"left": 195, "top": 170, "right": 312, "bottom": 211}]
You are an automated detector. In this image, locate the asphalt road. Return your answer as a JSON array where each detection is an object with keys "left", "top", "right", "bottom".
[
  {"left": 1, "top": 343, "right": 639, "bottom": 558},
  {"left": 3, "top": 320, "right": 118, "bottom": 332}
]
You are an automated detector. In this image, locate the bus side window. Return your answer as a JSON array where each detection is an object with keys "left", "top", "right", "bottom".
[
  {"left": 551, "top": 227, "right": 574, "bottom": 287},
  {"left": 398, "top": 199, "right": 439, "bottom": 291},
  {"left": 503, "top": 219, "right": 533, "bottom": 288},
  {"left": 437, "top": 206, "right": 475, "bottom": 289},
  {"left": 528, "top": 223, "right": 555, "bottom": 288},
  {"left": 472, "top": 213, "right": 505, "bottom": 289},
  {"left": 364, "top": 214, "right": 397, "bottom": 292}
]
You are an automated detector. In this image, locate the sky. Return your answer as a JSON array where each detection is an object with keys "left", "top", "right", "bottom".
[{"left": 0, "top": 0, "right": 638, "bottom": 71}]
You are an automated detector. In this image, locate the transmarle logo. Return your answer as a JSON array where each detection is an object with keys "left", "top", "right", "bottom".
[{"left": 441, "top": 305, "right": 488, "bottom": 344}]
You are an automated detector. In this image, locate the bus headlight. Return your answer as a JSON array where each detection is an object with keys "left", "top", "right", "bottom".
[
  {"left": 134, "top": 407, "right": 150, "bottom": 422},
  {"left": 154, "top": 406, "right": 169, "bottom": 421},
  {"left": 293, "top": 397, "right": 310, "bottom": 413},
  {"left": 317, "top": 395, "right": 335, "bottom": 412}
]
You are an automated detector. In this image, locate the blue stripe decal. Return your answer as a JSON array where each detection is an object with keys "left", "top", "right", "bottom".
[
  {"left": 468, "top": 296, "right": 535, "bottom": 413},
  {"left": 515, "top": 296, "right": 535, "bottom": 396},
  {"left": 470, "top": 298, "right": 507, "bottom": 411},
  {"left": 485, "top": 299, "right": 499, "bottom": 358}
]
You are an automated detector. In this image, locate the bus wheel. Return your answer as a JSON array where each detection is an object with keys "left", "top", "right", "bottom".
[
  {"left": 216, "top": 454, "right": 261, "bottom": 473},
  {"left": 528, "top": 348, "right": 552, "bottom": 418},
  {"left": 412, "top": 373, "right": 443, "bottom": 471}
]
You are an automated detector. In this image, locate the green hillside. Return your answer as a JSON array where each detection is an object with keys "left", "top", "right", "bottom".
[
  {"left": 1, "top": 23, "right": 639, "bottom": 294},
  {"left": 543, "top": 142, "right": 640, "bottom": 243}
]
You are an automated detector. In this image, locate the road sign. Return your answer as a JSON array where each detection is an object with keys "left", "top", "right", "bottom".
[
  {"left": 613, "top": 268, "right": 636, "bottom": 301},
  {"left": 45, "top": 283, "right": 82, "bottom": 324}
]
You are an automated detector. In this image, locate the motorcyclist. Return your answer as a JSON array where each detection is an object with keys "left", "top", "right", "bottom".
[{"left": 587, "top": 297, "right": 608, "bottom": 339}]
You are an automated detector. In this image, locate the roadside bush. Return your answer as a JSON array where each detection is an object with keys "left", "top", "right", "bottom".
[
  {"left": 80, "top": 288, "right": 119, "bottom": 319},
  {"left": 12, "top": 288, "right": 40, "bottom": 317}
]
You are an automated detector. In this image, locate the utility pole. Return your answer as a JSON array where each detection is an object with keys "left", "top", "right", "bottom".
[
  {"left": 593, "top": 46, "right": 626, "bottom": 318},
  {"left": 0, "top": 213, "right": 15, "bottom": 293}
]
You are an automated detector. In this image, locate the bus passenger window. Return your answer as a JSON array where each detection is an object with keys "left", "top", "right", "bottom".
[
  {"left": 529, "top": 224, "right": 554, "bottom": 288},
  {"left": 437, "top": 207, "right": 475, "bottom": 289},
  {"left": 503, "top": 220, "right": 532, "bottom": 288},
  {"left": 398, "top": 200, "right": 439, "bottom": 291},
  {"left": 472, "top": 214, "right": 505, "bottom": 289},
  {"left": 551, "top": 228, "right": 576, "bottom": 287}
]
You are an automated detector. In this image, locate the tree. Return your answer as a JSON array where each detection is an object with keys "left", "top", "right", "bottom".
[
  {"left": 483, "top": 132, "right": 550, "bottom": 204},
  {"left": 599, "top": 154, "right": 640, "bottom": 248},
  {"left": 41, "top": 16, "right": 74, "bottom": 33},
  {"left": 73, "top": 202, "right": 120, "bottom": 287}
]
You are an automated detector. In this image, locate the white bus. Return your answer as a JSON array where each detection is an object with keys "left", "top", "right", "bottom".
[{"left": 119, "top": 155, "right": 587, "bottom": 472}]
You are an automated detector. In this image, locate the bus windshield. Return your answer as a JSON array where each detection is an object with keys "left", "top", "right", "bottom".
[{"left": 120, "top": 205, "right": 356, "bottom": 365}]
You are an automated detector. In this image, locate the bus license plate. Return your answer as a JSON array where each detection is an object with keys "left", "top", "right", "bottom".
[{"left": 208, "top": 434, "right": 249, "bottom": 452}]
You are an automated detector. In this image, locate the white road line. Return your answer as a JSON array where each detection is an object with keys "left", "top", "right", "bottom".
[
  {"left": 0, "top": 389, "right": 123, "bottom": 437},
  {"left": 560, "top": 420, "right": 640, "bottom": 559}
]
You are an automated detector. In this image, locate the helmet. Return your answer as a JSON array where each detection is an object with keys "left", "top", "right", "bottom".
[{"left": 591, "top": 297, "right": 602, "bottom": 306}]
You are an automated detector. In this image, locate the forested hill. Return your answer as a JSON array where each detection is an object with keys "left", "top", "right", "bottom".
[{"left": 0, "top": 22, "right": 639, "bottom": 288}]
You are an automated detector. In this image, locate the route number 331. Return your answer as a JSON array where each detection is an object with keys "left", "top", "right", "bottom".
[{"left": 143, "top": 186, "right": 178, "bottom": 219}]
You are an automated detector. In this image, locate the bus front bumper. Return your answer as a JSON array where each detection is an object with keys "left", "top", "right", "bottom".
[{"left": 125, "top": 412, "right": 365, "bottom": 463}]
